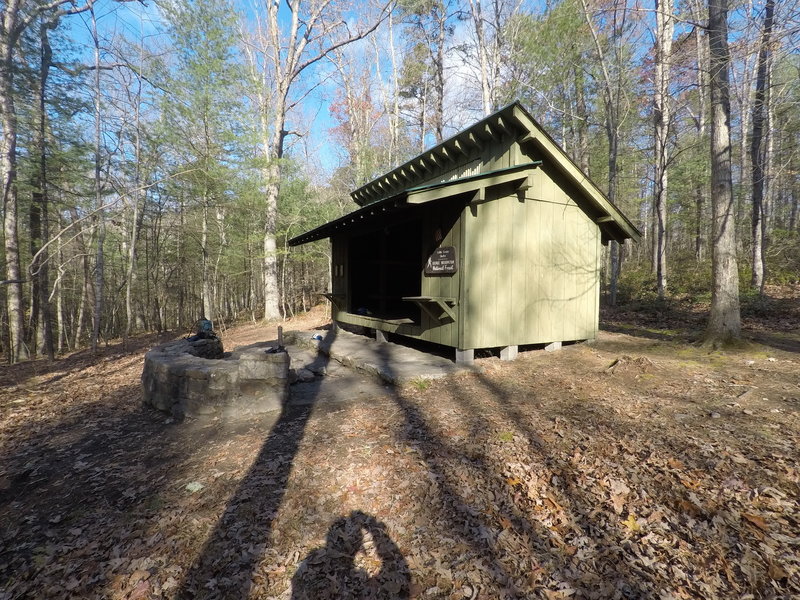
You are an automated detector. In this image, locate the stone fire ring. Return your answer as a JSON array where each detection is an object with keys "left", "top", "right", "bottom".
[{"left": 141, "top": 337, "right": 290, "bottom": 420}]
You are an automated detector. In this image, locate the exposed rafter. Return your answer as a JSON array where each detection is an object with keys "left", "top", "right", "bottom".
[
  {"left": 496, "top": 116, "right": 512, "bottom": 135},
  {"left": 453, "top": 139, "right": 470, "bottom": 157}
]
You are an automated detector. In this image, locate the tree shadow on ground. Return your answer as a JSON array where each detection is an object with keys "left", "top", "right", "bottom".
[
  {"left": 374, "top": 341, "right": 796, "bottom": 597},
  {"left": 177, "top": 328, "right": 411, "bottom": 599},
  {"left": 365, "top": 343, "right": 646, "bottom": 597},
  {"left": 744, "top": 330, "right": 800, "bottom": 353},
  {"left": 0, "top": 331, "right": 177, "bottom": 388},
  {"left": 600, "top": 302, "right": 702, "bottom": 344},
  {"left": 176, "top": 327, "right": 341, "bottom": 598},
  {"left": 602, "top": 294, "right": 800, "bottom": 354},
  {"left": 0, "top": 381, "right": 239, "bottom": 597},
  {"left": 0, "top": 331, "right": 295, "bottom": 598}
]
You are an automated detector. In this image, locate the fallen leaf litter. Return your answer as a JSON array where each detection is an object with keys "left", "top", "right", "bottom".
[{"left": 1, "top": 304, "right": 798, "bottom": 599}]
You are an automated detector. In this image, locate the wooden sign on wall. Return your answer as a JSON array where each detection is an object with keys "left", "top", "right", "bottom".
[{"left": 425, "top": 246, "right": 458, "bottom": 275}]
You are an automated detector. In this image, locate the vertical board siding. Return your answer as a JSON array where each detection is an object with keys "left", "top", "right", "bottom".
[
  {"left": 594, "top": 230, "right": 601, "bottom": 339},
  {"left": 408, "top": 201, "right": 464, "bottom": 347},
  {"left": 511, "top": 194, "right": 528, "bottom": 344},
  {"left": 496, "top": 196, "right": 513, "bottom": 345},
  {"left": 332, "top": 236, "right": 347, "bottom": 298},
  {"left": 330, "top": 236, "right": 348, "bottom": 321},
  {"left": 463, "top": 176, "right": 599, "bottom": 349}
]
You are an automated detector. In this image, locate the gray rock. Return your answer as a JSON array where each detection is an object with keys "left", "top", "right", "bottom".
[{"left": 296, "top": 368, "right": 316, "bottom": 383}]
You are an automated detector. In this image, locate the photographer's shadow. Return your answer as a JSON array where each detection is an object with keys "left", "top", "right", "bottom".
[{"left": 291, "top": 511, "right": 410, "bottom": 599}]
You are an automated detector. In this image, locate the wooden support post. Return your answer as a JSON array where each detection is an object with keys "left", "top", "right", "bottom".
[
  {"left": 500, "top": 345, "right": 518, "bottom": 361},
  {"left": 456, "top": 348, "right": 474, "bottom": 365},
  {"left": 545, "top": 341, "right": 562, "bottom": 352},
  {"left": 376, "top": 329, "right": 388, "bottom": 344}
]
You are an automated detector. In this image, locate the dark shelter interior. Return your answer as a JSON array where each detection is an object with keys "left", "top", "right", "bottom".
[{"left": 348, "top": 217, "right": 423, "bottom": 323}]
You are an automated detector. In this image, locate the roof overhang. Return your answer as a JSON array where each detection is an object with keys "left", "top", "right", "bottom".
[
  {"left": 509, "top": 104, "right": 641, "bottom": 244},
  {"left": 350, "top": 112, "right": 520, "bottom": 207},
  {"left": 288, "top": 162, "right": 541, "bottom": 246}
]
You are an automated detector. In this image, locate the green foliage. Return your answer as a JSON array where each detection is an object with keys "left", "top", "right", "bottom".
[
  {"left": 616, "top": 265, "right": 658, "bottom": 304},
  {"left": 617, "top": 254, "right": 715, "bottom": 304},
  {"left": 505, "top": 3, "right": 590, "bottom": 130},
  {"left": 409, "top": 377, "right": 432, "bottom": 391},
  {"left": 765, "top": 229, "right": 800, "bottom": 285}
]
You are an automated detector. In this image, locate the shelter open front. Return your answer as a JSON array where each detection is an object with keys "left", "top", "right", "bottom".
[{"left": 348, "top": 219, "right": 423, "bottom": 323}]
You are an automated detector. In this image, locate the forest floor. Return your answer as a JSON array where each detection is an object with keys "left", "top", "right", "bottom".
[{"left": 1, "top": 289, "right": 799, "bottom": 600}]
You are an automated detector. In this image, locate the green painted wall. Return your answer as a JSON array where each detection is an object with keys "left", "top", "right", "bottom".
[
  {"left": 461, "top": 171, "right": 600, "bottom": 349},
  {"left": 331, "top": 235, "right": 347, "bottom": 299},
  {"left": 416, "top": 200, "right": 463, "bottom": 348}
]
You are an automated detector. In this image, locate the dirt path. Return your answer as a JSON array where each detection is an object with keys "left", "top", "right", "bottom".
[{"left": 1, "top": 305, "right": 798, "bottom": 599}]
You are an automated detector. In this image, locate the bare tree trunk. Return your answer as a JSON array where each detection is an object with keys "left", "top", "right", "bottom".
[
  {"left": 736, "top": 47, "right": 758, "bottom": 252},
  {"left": 580, "top": 0, "right": 628, "bottom": 306},
  {"left": 74, "top": 255, "right": 91, "bottom": 347},
  {"left": 263, "top": 115, "right": 284, "bottom": 321},
  {"left": 1, "top": 0, "right": 29, "bottom": 363},
  {"left": 213, "top": 204, "right": 226, "bottom": 321},
  {"left": 28, "top": 19, "right": 56, "bottom": 360},
  {"left": 469, "top": 0, "right": 511, "bottom": 116},
  {"left": 256, "top": 0, "right": 389, "bottom": 321},
  {"left": 607, "top": 125, "right": 621, "bottom": 306},
  {"left": 469, "top": 0, "right": 493, "bottom": 115},
  {"left": 90, "top": 5, "right": 105, "bottom": 352},
  {"left": 68, "top": 205, "right": 95, "bottom": 348},
  {"left": 695, "top": 187, "right": 705, "bottom": 260},
  {"left": 749, "top": 0, "right": 774, "bottom": 293},
  {"left": 54, "top": 226, "right": 65, "bottom": 353},
  {"left": 201, "top": 196, "right": 214, "bottom": 321},
  {"left": 433, "top": 5, "right": 446, "bottom": 143},
  {"left": 174, "top": 198, "right": 186, "bottom": 331},
  {"left": 653, "top": 0, "right": 673, "bottom": 299},
  {"left": 124, "top": 42, "right": 144, "bottom": 345},
  {"left": 330, "top": 49, "right": 375, "bottom": 187},
  {"left": 704, "top": 0, "right": 740, "bottom": 346},
  {"left": 692, "top": 0, "right": 708, "bottom": 262},
  {"left": 372, "top": 27, "right": 398, "bottom": 166},
  {"left": 574, "top": 66, "right": 589, "bottom": 173},
  {"left": 388, "top": 12, "right": 400, "bottom": 164}
]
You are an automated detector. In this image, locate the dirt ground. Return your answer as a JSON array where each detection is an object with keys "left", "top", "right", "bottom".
[{"left": 1, "top": 298, "right": 799, "bottom": 599}]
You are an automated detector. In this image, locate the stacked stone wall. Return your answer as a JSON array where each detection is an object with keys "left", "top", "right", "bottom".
[{"left": 142, "top": 339, "right": 289, "bottom": 420}]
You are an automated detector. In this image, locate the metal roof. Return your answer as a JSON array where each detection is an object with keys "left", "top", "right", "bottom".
[{"left": 291, "top": 101, "right": 641, "bottom": 246}]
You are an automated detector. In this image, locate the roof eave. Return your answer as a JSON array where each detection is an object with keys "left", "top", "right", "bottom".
[
  {"left": 351, "top": 103, "right": 523, "bottom": 206},
  {"left": 511, "top": 104, "right": 641, "bottom": 244}
]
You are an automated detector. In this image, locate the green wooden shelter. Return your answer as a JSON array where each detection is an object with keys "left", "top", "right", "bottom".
[{"left": 289, "top": 102, "right": 640, "bottom": 363}]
